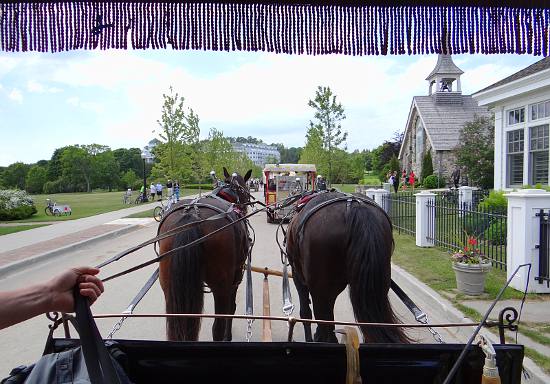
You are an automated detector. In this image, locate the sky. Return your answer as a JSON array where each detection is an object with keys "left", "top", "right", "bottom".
[{"left": 0, "top": 49, "right": 542, "bottom": 167}]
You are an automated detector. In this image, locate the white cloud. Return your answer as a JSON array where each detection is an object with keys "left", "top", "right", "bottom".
[
  {"left": 8, "top": 88, "right": 23, "bottom": 103},
  {"left": 27, "top": 80, "right": 45, "bottom": 93}
]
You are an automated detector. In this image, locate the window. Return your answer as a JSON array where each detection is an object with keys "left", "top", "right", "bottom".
[
  {"left": 507, "top": 129, "right": 524, "bottom": 186},
  {"left": 508, "top": 108, "right": 525, "bottom": 125},
  {"left": 530, "top": 100, "right": 550, "bottom": 121},
  {"left": 530, "top": 125, "right": 549, "bottom": 185}
]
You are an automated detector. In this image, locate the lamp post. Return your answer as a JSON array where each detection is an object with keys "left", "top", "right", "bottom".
[{"left": 141, "top": 149, "right": 153, "bottom": 202}]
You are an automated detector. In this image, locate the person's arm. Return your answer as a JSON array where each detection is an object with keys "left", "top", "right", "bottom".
[{"left": 0, "top": 267, "right": 104, "bottom": 330}]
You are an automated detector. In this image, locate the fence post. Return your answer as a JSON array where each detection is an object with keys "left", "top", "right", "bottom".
[
  {"left": 416, "top": 191, "right": 435, "bottom": 247},
  {"left": 505, "top": 189, "right": 550, "bottom": 293},
  {"left": 365, "top": 188, "right": 376, "bottom": 201},
  {"left": 458, "top": 186, "right": 473, "bottom": 212},
  {"left": 372, "top": 189, "right": 390, "bottom": 213}
]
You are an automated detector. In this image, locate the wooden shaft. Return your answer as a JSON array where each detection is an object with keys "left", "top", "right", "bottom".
[
  {"left": 262, "top": 276, "right": 272, "bottom": 342},
  {"left": 251, "top": 265, "right": 293, "bottom": 278}
]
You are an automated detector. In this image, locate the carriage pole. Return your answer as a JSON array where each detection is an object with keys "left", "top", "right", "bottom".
[{"left": 262, "top": 269, "right": 272, "bottom": 342}]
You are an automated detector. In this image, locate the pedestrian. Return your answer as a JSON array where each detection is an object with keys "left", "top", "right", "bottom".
[
  {"left": 139, "top": 184, "right": 145, "bottom": 202},
  {"left": 150, "top": 182, "right": 156, "bottom": 201},
  {"left": 174, "top": 180, "right": 180, "bottom": 201},
  {"left": 402, "top": 169, "right": 408, "bottom": 186},
  {"left": 0, "top": 266, "right": 104, "bottom": 330},
  {"left": 392, "top": 171, "right": 399, "bottom": 193},
  {"left": 156, "top": 182, "right": 163, "bottom": 201},
  {"left": 409, "top": 170, "right": 416, "bottom": 190},
  {"left": 166, "top": 179, "right": 173, "bottom": 197},
  {"left": 451, "top": 166, "right": 461, "bottom": 189}
]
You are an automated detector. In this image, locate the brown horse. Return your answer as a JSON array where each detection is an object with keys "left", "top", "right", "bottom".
[
  {"left": 158, "top": 168, "right": 252, "bottom": 341},
  {"left": 285, "top": 191, "right": 410, "bottom": 344}
]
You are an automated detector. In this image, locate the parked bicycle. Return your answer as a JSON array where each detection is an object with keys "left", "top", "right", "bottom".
[
  {"left": 153, "top": 194, "right": 177, "bottom": 222},
  {"left": 45, "top": 199, "right": 72, "bottom": 216},
  {"left": 122, "top": 189, "right": 133, "bottom": 205}
]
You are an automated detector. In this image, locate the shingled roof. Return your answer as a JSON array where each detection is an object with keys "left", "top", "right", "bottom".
[
  {"left": 475, "top": 57, "right": 550, "bottom": 95},
  {"left": 425, "top": 54, "right": 464, "bottom": 80},
  {"left": 414, "top": 95, "right": 490, "bottom": 151}
]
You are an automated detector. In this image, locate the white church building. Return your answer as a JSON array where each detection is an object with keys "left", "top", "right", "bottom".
[{"left": 473, "top": 57, "right": 550, "bottom": 190}]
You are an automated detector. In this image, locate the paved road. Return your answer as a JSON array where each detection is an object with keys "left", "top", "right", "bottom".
[{"left": 0, "top": 193, "right": 472, "bottom": 376}]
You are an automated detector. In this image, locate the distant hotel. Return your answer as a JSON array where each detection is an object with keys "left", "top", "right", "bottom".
[{"left": 232, "top": 143, "right": 281, "bottom": 167}]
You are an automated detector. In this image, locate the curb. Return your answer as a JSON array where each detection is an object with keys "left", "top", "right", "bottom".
[
  {"left": 391, "top": 263, "right": 550, "bottom": 384},
  {"left": 0, "top": 224, "right": 140, "bottom": 279}
]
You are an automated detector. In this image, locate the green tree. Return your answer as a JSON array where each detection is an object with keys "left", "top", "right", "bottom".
[
  {"left": 25, "top": 165, "right": 48, "bottom": 193},
  {"left": 421, "top": 151, "right": 434, "bottom": 182},
  {"left": 113, "top": 148, "right": 143, "bottom": 176},
  {"left": 153, "top": 87, "right": 201, "bottom": 183},
  {"left": 47, "top": 146, "right": 70, "bottom": 181},
  {"left": 61, "top": 146, "right": 93, "bottom": 192},
  {"left": 201, "top": 127, "right": 235, "bottom": 178},
  {"left": 348, "top": 150, "right": 366, "bottom": 183},
  {"left": 121, "top": 169, "right": 139, "bottom": 189},
  {"left": 2, "top": 162, "right": 30, "bottom": 189},
  {"left": 300, "top": 124, "right": 328, "bottom": 177},
  {"left": 92, "top": 150, "right": 120, "bottom": 191},
  {"left": 306, "top": 86, "right": 347, "bottom": 184},
  {"left": 455, "top": 116, "right": 494, "bottom": 189}
]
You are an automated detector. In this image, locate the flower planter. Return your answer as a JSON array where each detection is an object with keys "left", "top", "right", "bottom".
[{"left": 452, "top": 261, "right": 492, "bottom": 296}]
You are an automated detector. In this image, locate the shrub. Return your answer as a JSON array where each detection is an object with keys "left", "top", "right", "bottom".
[
  {"left": 421, "top": 151, "right": 434, "bottom": 182},
  {"left": 478, "top": 190, "right": 507, "bottom": 214},
  {"left": 423, "top": 174, "right": 443, "bottom": 189},
  {"left": 483, "top": 220, "right": 507, "bottom": 245},
  {"left": 0, "top": 189, "right": 37, "bottom": 220},
  {"left": 462, "top": 212, "right": 492, "bottom": 237}
]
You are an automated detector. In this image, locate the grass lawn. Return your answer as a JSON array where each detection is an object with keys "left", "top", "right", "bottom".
[
  {"left": 1, "top": 189, "right": 198, "bottom": 223},
  {"left": 331, "top": 184, "right": 356, "bottom": 193},
  {"left": 0, "top": 224, "right": 49, "bottom": 236}
]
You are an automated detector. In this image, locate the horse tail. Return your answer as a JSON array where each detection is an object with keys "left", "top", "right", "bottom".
[
  {"left": 346, "top": 204, "right": 411, "bottom": 343},
  {"left": 166, "top": 212, "right": 204, "bottom": 341}
]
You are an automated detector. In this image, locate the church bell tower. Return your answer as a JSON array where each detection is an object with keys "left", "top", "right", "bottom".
[{"left": 426, "top": 54, "right": 464, "bottom": 104}]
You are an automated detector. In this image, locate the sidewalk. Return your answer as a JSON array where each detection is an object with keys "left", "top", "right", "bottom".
[{"left": 0, "top": 201, "right": 160, "bottom": 278}]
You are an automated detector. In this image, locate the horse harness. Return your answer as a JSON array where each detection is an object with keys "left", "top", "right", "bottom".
[{"left": 293, "top": 192, "right": 391, "bottom": 244}]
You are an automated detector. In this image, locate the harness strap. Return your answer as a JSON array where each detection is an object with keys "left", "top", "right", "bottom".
[{"left": 295, "top": 193, "right": 384, "bottom": 243}]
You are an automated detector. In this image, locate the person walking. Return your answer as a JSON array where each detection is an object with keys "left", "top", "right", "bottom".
[
  {"left": 166, "top": 179, "right": 173, "bottom": 197},
  {"left": 156, "top": 182, "right": 163, "bottom": 201},
  {"left": 392, "top": 171, "right": 399, "bottom": 193},
  {"left": 174, "top": 181, "right": 180, "bottom": 201},
  {"left": 409, "top": 170, "right": 416, "bottom": 191},
  {"left": 150, "top": 183, "right": 156, "bottom": 201}
]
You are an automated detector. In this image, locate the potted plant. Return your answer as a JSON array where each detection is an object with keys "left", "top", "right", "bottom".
[{"left": 451, "top": 236, "right": 492, "bottom": 295}]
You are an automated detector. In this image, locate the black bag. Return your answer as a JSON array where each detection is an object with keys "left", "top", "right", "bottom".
[{"left": 1, "top": 291, "right": 132, "bottom": 384}]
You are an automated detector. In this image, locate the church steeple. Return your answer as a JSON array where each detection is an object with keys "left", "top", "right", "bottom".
[{"left": 426, "top": 54, "right": 464, "bottom": 104}]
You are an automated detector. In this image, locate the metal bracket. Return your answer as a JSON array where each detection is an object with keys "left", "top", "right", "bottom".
[{"left": 497, "top": 306, "right": 519, "bottom": 344}]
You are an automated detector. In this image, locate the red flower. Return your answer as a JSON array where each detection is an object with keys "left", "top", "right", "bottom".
[{"left": 468, "top": 237, "right": 477, "bottom": 246}]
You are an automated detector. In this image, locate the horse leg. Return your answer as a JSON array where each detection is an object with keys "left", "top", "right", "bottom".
[
  {"left": 293, "top": 275, "right": 313, "bottom": 342},
  {"left": 311, "top": 292, "right": 339, "bottom": 343},
  {"left": 222, "top": 287, "right": 238, "bottom": 342},
  {"left": 212, "top": 290, "right": 232, "bottom": 341}
]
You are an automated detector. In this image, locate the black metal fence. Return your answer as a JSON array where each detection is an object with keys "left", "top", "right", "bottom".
[
  {"left": 536, "top": 210, "right": 550, "bottom": 287},
  {"left": 383, "top": 192, "right": 416, "bottom": 236},
  {"left": 426, "top": 199, "right": 507, "bottom": 270},
  {"left": 382, "top": 189, "right": 507, "bottom": 270}
]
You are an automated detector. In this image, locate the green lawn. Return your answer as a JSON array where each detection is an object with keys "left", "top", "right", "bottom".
[
  {"left": 0, "top": 224, "right": 50, "bottom": 235},
  {"left": 392, "top": 232, "right": 526, "bottom": 300},
  {"left": 2, "top": 189, "right": 197, "bottom": 223}
]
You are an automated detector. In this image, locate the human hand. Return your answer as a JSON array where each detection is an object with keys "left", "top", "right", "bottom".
[{"left": 48, "top": 267, "right": 104, "bottom": 313}]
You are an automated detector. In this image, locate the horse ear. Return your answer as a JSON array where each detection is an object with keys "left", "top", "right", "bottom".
[
  {"left": 223, "top": 167, "right": 230, "bottom": 179},
  {"left": 244, "top": 169, "right": 252, "bottom": 182}
]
